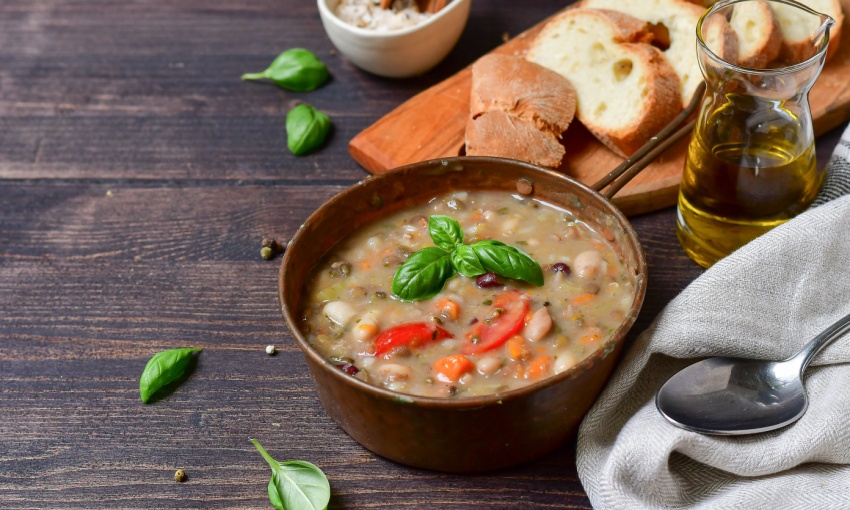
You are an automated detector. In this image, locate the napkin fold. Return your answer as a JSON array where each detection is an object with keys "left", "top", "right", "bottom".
[{"left": 577, "top": 124, "right": 850, "bottom": 510}]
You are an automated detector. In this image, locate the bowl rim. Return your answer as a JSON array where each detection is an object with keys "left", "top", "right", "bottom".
[
  {"left": 278, "top": 156, "right": 647, "bottom": 409},
  {"left": 317, "top": 0, "right": 470, "bottom": 39}
]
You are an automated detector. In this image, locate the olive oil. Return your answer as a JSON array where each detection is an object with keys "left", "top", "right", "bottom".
[{"left": 677, "top": 95, "right": 823, "bottom": 268}]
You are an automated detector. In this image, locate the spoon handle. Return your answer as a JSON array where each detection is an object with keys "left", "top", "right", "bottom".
[{"left": 791, "top": 311, "right": 850, "bottom": 371}]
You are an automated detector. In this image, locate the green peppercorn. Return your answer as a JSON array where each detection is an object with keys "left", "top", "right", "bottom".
[
  {"left": 260, "top": 246, "right": 274, "bottom": 260},
  {"left": 174, "top": 469, "right": 187, "bottom": 483}
]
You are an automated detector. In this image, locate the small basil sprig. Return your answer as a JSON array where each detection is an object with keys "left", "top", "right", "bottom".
[
  {"left": 391, "top": 215, "right": 543, "bottom": 301},
  {"left": 139, "top": 347, "right": 201, "bottom": 404},
  {"left": 286, "top": 104, "right": 331, "bottom": 156},
  {"left": 241, "top": 49, "right": 329, "bottom": 92},
  {"left": 251, "top": 439, "right": 331, "bottom": 510}
]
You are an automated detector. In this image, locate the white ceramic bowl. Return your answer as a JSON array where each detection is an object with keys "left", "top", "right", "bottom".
[{"left": 317, "top": 0, "right": 472, "bottom": 78}]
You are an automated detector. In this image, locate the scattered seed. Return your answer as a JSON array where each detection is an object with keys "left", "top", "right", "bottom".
[
  {"left": 265, "top": 345, "right": 276, "bottom": 355},
  {"left": 260, "top": 237, "right": 285, "bottom": 260},
  {"left": 174, "top": 470, "right": 187, "bottom": 483}
]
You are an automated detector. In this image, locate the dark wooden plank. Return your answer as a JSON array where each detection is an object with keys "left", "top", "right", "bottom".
[
  {"left": 0, "top": 181, "right": 709, "bottom": 508},
  {"left": 0, "top": 0, "right": 557, "bottom": 181}
]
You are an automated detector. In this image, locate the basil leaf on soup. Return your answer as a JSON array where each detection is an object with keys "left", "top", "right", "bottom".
[
  {"left": 241, "top": 48, "right": 329, "bottom": 92},
  {"left": 428, "top": 215, "right": 464, "bottom": 251},
  {"left": 392, "top": 247, "right": 455, "bottom": 301},
  {"left": 251, "top": 439, "right": 331, "bottom": 510},
  {"left": 451, "top": 244, "right": 486, "bottom": 278},
  {"left": 286, "top": 104, "right": 331, "bottom": 156},
  {"left": 471, "top": 240, "right": 544, "bottom": 286},
  {"left": 139, "top": 347, "right": 201, "bottom": 404}
]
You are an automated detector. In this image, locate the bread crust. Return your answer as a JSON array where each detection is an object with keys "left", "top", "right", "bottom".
[
  {"left": 528, "top": 8, "right": 682, "bottom": 157},
  {"left": 465, "top": 54, "right": 576, "bottom": 168},
  {"left": 470, "top": 54, "right": 576, "bottom": 135},
  {"left": 465, "top": 111, "right": 566, "bottom": 168}
]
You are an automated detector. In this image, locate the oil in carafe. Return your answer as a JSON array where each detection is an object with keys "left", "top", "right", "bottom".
[{"left": 677, "top": 94, "right": 823, "bottom": 268}]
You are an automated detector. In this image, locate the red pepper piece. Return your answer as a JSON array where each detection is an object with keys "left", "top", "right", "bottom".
[{"left": 374, "top": 322, "right": 453, "bottom": 356}]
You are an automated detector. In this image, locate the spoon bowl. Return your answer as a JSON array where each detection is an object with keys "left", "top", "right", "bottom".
[{"left": 656, "top": 312, "right": 850, "bottom": 435}]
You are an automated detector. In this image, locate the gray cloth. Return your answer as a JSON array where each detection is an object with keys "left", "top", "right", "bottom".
[{"left": 576, "top": 123, "right": 850, "bottom": 510}]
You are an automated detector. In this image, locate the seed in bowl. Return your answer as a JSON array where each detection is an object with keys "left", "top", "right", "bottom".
[
  {"left": 335, "top": 0, "right": 432, "bottom": 31},
  {"left": 300, "top": 191, "right": 636, "bottom": 397}
]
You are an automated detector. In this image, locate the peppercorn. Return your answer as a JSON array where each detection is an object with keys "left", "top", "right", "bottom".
[
  {"left": 174, "top": 469, "right": 187, "bottom": 483},
  {"left": 260, "top": 237, "right": 285, "bottom": 260}
]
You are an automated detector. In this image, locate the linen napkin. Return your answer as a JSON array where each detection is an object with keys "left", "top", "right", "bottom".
[{"left": 576, "top": 124, "right": 850, "bottom": 510}]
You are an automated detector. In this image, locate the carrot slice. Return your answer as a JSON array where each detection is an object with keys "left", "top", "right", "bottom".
[
  {"left": 432, "top": 354, "right": 475, "bottom": 383},
  {"left": 435, "top": 298, "right": 461, "bottom": 321},
  {"left": 526, "top": 356, "right": 553, "bottom": 380},
  {"left": 506, "top": 335, "right": 528, "bottom": 360},
  {"left": 569, "top": 294, "right": 597, "bottom": 306}
]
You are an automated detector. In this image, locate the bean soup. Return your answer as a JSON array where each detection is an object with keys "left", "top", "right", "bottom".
[{"left": 299, "top": 191, "right": 636, "bottom": 397}]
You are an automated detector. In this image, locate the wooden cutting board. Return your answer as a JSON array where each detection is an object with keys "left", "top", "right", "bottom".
[{"left": 349, "top": 1, "right": 850, "bottom": 216}]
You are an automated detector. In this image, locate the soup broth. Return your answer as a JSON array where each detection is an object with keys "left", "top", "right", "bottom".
[{"left": 299, "top": 191, "right": 636, "bottom": 397}]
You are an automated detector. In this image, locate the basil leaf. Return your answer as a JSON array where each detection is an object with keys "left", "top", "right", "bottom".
[
  {"left": 286, "top": 104, "right": 331, "bottom": 156},
  {"left": 241, "top": 48, "right": 329, "bottom": 92},
  {"left": 252, "top": 439, "right": 331, "bottom": 510},
  {"left": 139, "top": 347, "right": 201, "bottom": 404},
  {"left": 471, "top": 240, "right": 544, "bottom": 286},
  {"left": 391, "top": 247, "right": 455, "bottom": 301},
  {"left": 451, "top": 244, "right": 486, "bottom": 277},
  {"left": 428, "top": 215, "right": 464, "bottom": 251}
]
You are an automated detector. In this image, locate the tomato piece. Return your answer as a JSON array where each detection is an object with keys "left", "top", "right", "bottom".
[
  {"left": 374, "top": 322, "right": 452, "bottom": 356},
  {"left": 463, "top": 290, "right": 530, "bottom": 355}
]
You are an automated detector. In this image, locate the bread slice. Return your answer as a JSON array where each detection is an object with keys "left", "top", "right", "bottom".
[
  {"left": 772, "top": 0, "right": 843, "bottom": 63},
  {"left": 465, "top": 54, "right": 577, "bottom": 168},
  {"left": 465, "top": 111, "right": 569, "bottom": 168},
  {"left": 582, "top": 0, "right": 737, "bottom": 107},
  {"left": 526, "top": 8, "right": 682, "bottom": 157},
  {"left": 728, "top": 0, "right": 781, "bottom": 68},
  {"left": 703, "top": 12, "right": 741, "bottom": 65}
]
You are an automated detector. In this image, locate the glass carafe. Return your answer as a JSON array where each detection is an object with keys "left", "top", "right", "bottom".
[{"left": 677, "top": 0, "right": 835, "bottom": 268}]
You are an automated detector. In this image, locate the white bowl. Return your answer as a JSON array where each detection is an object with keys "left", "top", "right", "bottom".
[{"left": 317, "top": 0, "right": 472, "bottom": 78}]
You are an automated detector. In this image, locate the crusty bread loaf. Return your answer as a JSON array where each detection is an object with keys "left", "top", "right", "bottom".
[
  {"left": 772, "top": 0, "right": 843, "bottom": 63},
  {"left": 583, "top": 0, "right": 737, "bottom": 107},
  {"left": 526, "top": 8, "right": 682, "bottom": 157},
  {"left": 465, "top": 54, "right": 577, "bottom": 168},
  {"left": 728, "top": 0, "right": 781, "bottom": 68}
]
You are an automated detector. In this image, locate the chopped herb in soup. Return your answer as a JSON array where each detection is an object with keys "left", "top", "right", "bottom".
[{"left": 299, "top": 191, "right": 636, "bottom": 397}]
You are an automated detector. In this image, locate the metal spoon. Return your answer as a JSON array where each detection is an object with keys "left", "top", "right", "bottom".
[{"left": 656, "top": 312, "right": 850, "bottom": 435}]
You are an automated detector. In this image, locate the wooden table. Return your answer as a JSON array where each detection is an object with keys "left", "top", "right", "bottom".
[{"left": 1, "top": 1, "right": 845, "bottom": 508}]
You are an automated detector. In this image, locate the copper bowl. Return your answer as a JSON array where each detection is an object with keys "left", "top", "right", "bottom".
[{"left": 278, "top": 157, "right": 647, "bottom": 472}]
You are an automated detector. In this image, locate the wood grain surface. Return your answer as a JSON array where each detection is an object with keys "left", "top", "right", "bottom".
[
  {"left": 349, "top": 0, "right": 850, "bottom": 216},
  {"left": 0, "top": 0, "right": 846, "bottom": 508}
]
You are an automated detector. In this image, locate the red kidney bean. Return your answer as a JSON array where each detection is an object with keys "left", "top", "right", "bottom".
[{"left": 476, "top": 272, "right": 500, "bottom": 288}]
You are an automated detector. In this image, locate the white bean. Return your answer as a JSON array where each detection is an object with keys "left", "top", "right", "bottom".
[
  {"left": 500, "top": 216, "right": 520, "bottom": 234},
  {"left": 323, "top": 301, "right": 356, "bottom": 326},
  {"left": 378, "top": 363, "right": 411, "bottom": 382},
  {"left": 476, "top": 356, "right": 502, "bottom": 375},
  {"left": 574, "top": 250, "right": 604, "bottom": 279},
  {"left": 523, "top": 307, "right": 553, "bottom": 342},
  {"left": 554, "top": 352, "right": 579, "bottom": 374}
]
